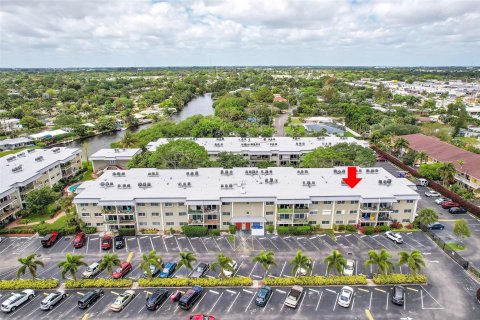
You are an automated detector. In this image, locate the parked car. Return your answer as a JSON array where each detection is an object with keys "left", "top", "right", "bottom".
[
  {"left": 142, "top": 264, "right": 161, "bottom": 278},
  {"left": 222, "top": 260, "right": 238, "bottom": 277},
  {"left": 343, "top": 259, "right": 355, "bottom": 276},
  {"left": 337, "top": 286, "right": 354, "bottom": 308},
  {"left": 114, "top": 235, "right": 125, "bottom": 249},
  {"left": 284, "top": 285, "right": 303, "bottom": 308},
  {"left": 178, "top": 286, "right": 203, "bottom": 310},
  {"left": 112, "top": 261, "right": 132, "bottom": 279},
  {"left": 190, "top": 263, "right": 209, "bottom": 278},
  {"left": 101, "top": 235, "right": 112, "bottom": 250},
  {"left": 296, "top": 267, "right": 308, "bottom": 276},
  {"left": 441, "top": 201, "right": 460, "bottom": 209},
  {"left": 449, "top": 207, "right": 467, "bottom": 214},
  {"left": 73, "top": 232, "right": 86, "bottom": 248},
  {"left": 159, "top": 261, "right": 177, "bottom": 278},
  {"left": 427, "top": 222, "right": 445, "bottom": 230},
  {"left": 82, "top": 261, "right": 103, "bottom": 278},
  {"left": 110, "top": 290, "right": 135, "bottom": 312},
  {"left": 391, "top": 285, "right": 405, "bottom": 306},
  {"left": 145, "top": 288, "right": 169, "bottom": 311},
  {"left": 41, "top": 232, "right": 58, "bottom": 248},
  {"left": 435, "top": 197, "right": 450, "bottom": 205},
  {"left": 425, "top": 190, "right": 440, "bottom": 197},
  {"left": 77, "top": 289, "right": 104, "bottom": 309},
  {"left": 385, "top": 231, "right": 403, "bottom": 244},
  {"left": 40, "top": 289, "right": 66, "bottom": 310},
  {"left": 255, "top": 285, "right": 273, "bottom": 307},
  {"left": 188, "top": 315, "right": 215, "bottom": 320},
  {"left": 170, "top": 290, "right": 184, "bottom": 302},
  {"left": 1, "top": 289, "right": 35, "bottom": 312}
]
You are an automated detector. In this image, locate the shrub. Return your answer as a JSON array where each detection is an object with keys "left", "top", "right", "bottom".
[
  {"left": 390, "top": 221, "right": 403, "bottom": 229},
  {"left": 277, "top": 226, "right": 312, "bottom": 235},
  {"left": 118, "top": 228, "right": 136, "bottom": 236},
  {"left": 264, "top": 275, "right": 367, "bottom": 286},
  {"left": 373, "top": 274, "right": 428, "bottom": 285},
  {"left": 332, "top": 224, "right": 339, "bottom": 231},
  {"left": 138, "top": 277, "right": 252, "bottom": 288},
  {"left": 0, "top": 279, "right": 59, "bottom": 290},
  {"left": 0, "top": 227, "right": 36, "bottom": 235},
  {"left": 182, "top": 225, "right": 208, "bottom": 237},
  {"left": 345, "top": 225, "right": 356, "bottom": 232},
  {"left": 405, "top": 224, "right": 414, "bottom": 229},
  {"left": 363, "top": 226, "right": 375, "bottom": 235},
  {"left": 140, "top": 228, "right": 159, "bottom": 235},
  {"left": 378, "top": 225, "right": 390, "bottom": 232},
  {"left": 208, "top": 229, "right": 220, "bottom": 236},
  {"left": 65, "top": 278, "right": 133, "bottom": 289},
  {"left": 373, "top": 226, "right": 380, "bottom": 233},
  {"left": 229, "top": 225, "right": 235, "bottom": 234},
  {"left": 267, "top": 224, "right": 274, "bottom": 234},
  {"left": 83, "top": 226, "right": 97, "bottom": 234},
  {"left": 338, "top": 224, "right": 346, "bottom": 232}
]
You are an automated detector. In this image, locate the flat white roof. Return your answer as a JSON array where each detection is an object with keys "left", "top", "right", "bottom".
[
  {"left": 0, "top": 147, "right": 81, "bottom": 196},
  {"left": 147, "top": 137, "right": 369, "bottom": 154},
  {"left": 30, "top": 129, "right": 68, "bottom": 139},
  {"left": 74, "top": 167, "right": 419, "bottom": 204},
  {"left": 0, "top": 137, "right": 33, "bottom": 146},
  {"left": 90, "top": 148, "right": 141, "bottom": 161}
]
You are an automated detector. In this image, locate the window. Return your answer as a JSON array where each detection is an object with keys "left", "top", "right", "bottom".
[
  {"left": 180, "top": 222, "right": 188, "bottom": 226},
  {"left": 322, "top": 209, "right": 332, "bottom": 215},
  {"left": 337, "top": 201, "right": 345, "bottom": 204},
  {"left": 222, "top": 222, "right": 230, "bottom": 226},
  {"left": 406, "top": 200, "right": 414, "bottom": 203},
  {"left": 265, "top": 202, "right": 274, "bottom": 205},
  {"left": 151, "top": 203, "right": 159, "bottom": 206},
  {"left": 85, "top": 223, "right": 92, "bottom": 226},
  {"left": 164, "top": 202, "right": 173, "bottom": 207},
  {"left": 322, "top": 220, "right": 330, "bottom": 225},
  {"left": 137, "top": 203, "right": 145, "bottom": 206},
  {"left": 335, "top": 220, "right": 344, "bottom": 225},
  {"left": 178, "top": 202, "right": 185, "bottom": 206},
  {"left": 222, "top": 202, "right": 231, "bottom": 205},
  {"left": 139, "top": 222, "right": 147, "bottom": 226},
  {"left": 324, "top": 201, "right": 332, "bottom": 204},
  {"left": 80, "top": 203, "right": 88, "bottom": 207},
  {"left": 96, "top": 223, "right": 103, "bottom": 227},
  {"left": 348, "top": 220, "right": 356, "bottom": 224},
  {"left": 336, "top": 210, "right": 344, "bottom": 215},
  {"left": 166, "top": 222, "right": 174, "bottom": 226},
  {"left": 350, "top": 200, "right": 359, "bottom": 204},
  {"left": 349, "top": 210, "right": 358, "bottom": 214},
  {"left": 152, "top": 222, "right": 161, "bottom": 226},
  {"left": 312, "top": 201, "right": 319, "bottom": 204},
  {"left": 92, "top": 203, "right": 97, "bottom": 207},
  {"left": 94, "top": 212, "right": 102, "bottom": 217},
  {"left": 179, "top": 212, "right": 187, "bottom": 216},
  {"left": 81, "top": 212, "right": 90, "bottom": 217},
  {"left": 402, "top": 219, "right": 410, "bottom": 223},
  {"left": 404, "top": 209, "right": 412, "bottom": 213},
  {"left": 309, "top": 221, "right": 317, "bottom": 225},
  {"left": 138, "top": 212, "right": 146, "bottom": 217},
  {"left": 265, "top": 211, "right": 274, "bottom": 216},
  {"left": 165, "top": 212, "right": 173, "bottom": 217},
  {"left": 393, "top": 210, "right": 399, "bottom": 214},
  {"left": 151, "top": 212, "right": 160, "bottom": 217},
  {"left": 279, "top": 214, "right": 290, "bottom": 220},
  {"left": 222, "top": 212, "right": 231, "bottom": 216},
  {"left": 266, "top": 221, "right": 273, "bottom": 225},
  {"left": 309, "top": 211, "right": 317, "bottom": 215}
]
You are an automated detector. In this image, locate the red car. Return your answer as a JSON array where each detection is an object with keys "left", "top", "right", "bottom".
[
  {"left": 73, "top": 232, "right": 86, "bottom": 248},
  {"left": 188, "top": 315, "right": 215, "bottom": 320},
  {"left": 101, "top": 235, "right": 112, "bottom": 250},
  {"left": 112, "top": 261, "right": 132, "bottom": 279},
  {"left": 41, "top": 232, "right": 58, "bottom": 247},
  {"left": 441, "top": 201, "right": 460, "bottom": 209},
  {"left": 376, "top": 155, "right": 387, "bottom": 162}
]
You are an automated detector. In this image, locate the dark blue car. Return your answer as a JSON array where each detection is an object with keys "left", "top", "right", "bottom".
[
  {"left": 255, "top": 285, "right": 273, "bottom": 307},
  {"left": 159, "top": 261, "right": 177, "bottom": 278},
  {"left": 427, "top": 222, "right": 445, "bottom": 230}
]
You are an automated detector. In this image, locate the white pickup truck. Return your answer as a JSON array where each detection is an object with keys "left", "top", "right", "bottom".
[{"left": 284, "top": 285, "right": 304, "bottom": 308}]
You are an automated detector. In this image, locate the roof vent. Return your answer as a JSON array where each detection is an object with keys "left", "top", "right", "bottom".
[{"left": 378, "top": 180, "right": 383, "bottom": 184}]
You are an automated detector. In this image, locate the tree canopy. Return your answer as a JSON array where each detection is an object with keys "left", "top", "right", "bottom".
[{"left": 302, "top": 143, "right": 376, "bottom": 167}]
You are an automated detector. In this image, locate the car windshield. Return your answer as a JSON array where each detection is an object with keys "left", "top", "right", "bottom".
[
  {"left": 114, "top": 266, "right": 123, "bottom": 273},
  {"left": 345, "top": 264, "right": 353, "bottom": 270},
  {"left": 102, "top": 239, "right": 110, "bottom": 244},
  {"left": 196, "top": 265, "right": 203, "bottom": 272},
  {"left": 258, "top": 289, "right": 267, "bottom": 298},
  {"left": 395, "top": 289, "right": 404, "bottom": 298},
  {"left": 340, "top": 295, "right": 349, "bottom": 301},
  {"left": 162, "top": 266, "right": 171, "bottom": 273}
]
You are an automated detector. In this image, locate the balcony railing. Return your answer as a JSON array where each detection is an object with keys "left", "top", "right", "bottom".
[
  {"left": 360, "top": 206, "right": 393, "bottom": 212},
  {"left": 104, "top": 218, "right": 135, "bottom": 224},
  {"left": 188, "top": 209, "right": 203, "bottom": 214},
  {"left": 455, "top": 174, "right": 480, "bottom": 189},
  {"left": 0, "top": 207, "right": 20, "bottom": 220},
  {"left": 293, "top": 218, "right": 308, "bottom": 224},
  {"left": 294, "top": 208, "right": 309, "bottom": 213},
  {"left": 277, "top": 208, "right": 294, "bottom": 213},
  {"left": 377, "top": 214, "right": 392, "bottom": 222},
  {"left": 189, "top": 218, "right": 204, "bottom": 225},
  {"left": 204, "top": 219, "right": 220, "bottom": 225},
  {"left": 277, "top": 219, "right": 293, "bottom": 224},
  {"left": 102, "top": 208, "right": 135, "bottom": 214}
]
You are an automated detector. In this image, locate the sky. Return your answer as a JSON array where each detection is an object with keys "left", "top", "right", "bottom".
[{"left": 1, "top": 0, "right": 479, "bottom": 68}]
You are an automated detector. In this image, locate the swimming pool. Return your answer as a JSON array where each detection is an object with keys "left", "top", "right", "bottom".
[{"left": 68, "top": 184, "right": 80, "bottom": 193}]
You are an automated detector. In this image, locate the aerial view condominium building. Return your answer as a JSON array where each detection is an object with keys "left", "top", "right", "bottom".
[
  {"left": 0, "top": 147, "right": 82, "bottom": 226},
  {"left": 90, "top": 136, "right": 369, "bottom": 172},
  {"left": 73, "top": 166, "right": 419, "bottom": 235}
]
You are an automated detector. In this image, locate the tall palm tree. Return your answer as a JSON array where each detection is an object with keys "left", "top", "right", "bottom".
[
  {"left": 17, "top": 253, "right": 44, "bottom": 279},
  {"left": 323, "top": 249, "right": 347, "bottom": 275},
  {"left": 140, "top": 250, "right": 163, "bottom": 280},
  {"left": 393, "top": 138, "right": 409, "bottom": 157},
  {"left": 252, "top": 250, "right": 277, "bottom": 275},
  {"left": 415, "top": 208, "right": 439, "bottom": 226},
  {"left": 417, "top": 151, "right": 428, "bottom": 164},
  {"left": 210, "top": 253, "right": 235, "bottom": 278},
  {"left": 290, "top": 250, "right": 313, "bottom": 277},
  {"left": 397, "top": 250, "right": 426, "bottom": 276},
  {"left": 438, "top": 162, "right": 456, "bottom": 185},
  {"left": 58, "top": 253, "right": 88, "bottom": 281},
  {"left": 178, "top": 252, "right": 197, "bottom": 271},
  {"left": 99, "top": 253, "right": 121, "bottom": 276},
  {"left": 364, "top": 249, "right": 394, "bottom": 275},
  {"left": 118, "top": 130, "right": 139, "bottom": 148}
]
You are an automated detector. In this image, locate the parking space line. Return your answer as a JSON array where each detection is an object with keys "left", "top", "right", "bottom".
[
  {"left": 242, "top": 289, "right": 253, "bottom": 294},
  {"left": 212, "top": 237, "right": 222, "bottom": 251},
  {"left": 267, "top": 237, "right": 280, "bottom": 251},
  {"left": 149, "top": 237, "right": 154, "bottom": 251},
  {"left": 245, "top": 290, "right": 256, "bottom": 312},
  {"left": 155, "top": 293, "right": 169, "bottom": 312},
  {"left": 325, "top": 288, "right": 336, "bottom": 294},
  {"left": 374, "top": 288, "right": 386, "bottom": 293},
  {"left": 368, "top": 291, "right": 373, "bottom": 310},
  {"left": 200, "top": 238, "right": 209, "bottom": 252},
  {"left": 248, "top": 262, "right": 258, "bottom": 277},
  {"left": 276, "top": 289, "right": 286, "bottom": 294},
  {"left": 351, "top": 296, "right": 355, "bottom": 310},
  {"left": 137, "top": 238, "right": 142, "bottom": 254},
  {"left": 227, "top": 291, "right": 240, "bottom": 313},
  {"left": 162, "top": 236, "right": 168, "bottom": 252},
  {"left": 420, "top": 285, "right": 444, "bottom": 310},
  {"left": 407, "top": 287, "right": 418, "bottom": 292},
  {"left": 186, "top": 237, "right": 196, "bottom": 252},
  {"left": 358, "top": 288, "right": 369, "bottom": 293},
  {"left": 279, "top": 261, "right": 287, "bottom": 277},
  {"left": 385, "top": 292, "right": 389, "bottom": 310},
  {"left": 208, "top": 292, "right": 223, "bottom": 314},
  {"left": 174, "top": 236, "right": 181, "bottom": 251},
  {"left": 315, "top": 291, "right": 323, "bottom": 311},
  {"left": 226, "top": 289, "right": 236, "bottom": 294},
  {"left": 297, "top": 291, "right": 306, "bottom": 311},
  {"left": 332, "top": 293, "right": 339, "bottom": 311},
  {"left": 192, "top": 292, "right": 208, "bottom": 312}
]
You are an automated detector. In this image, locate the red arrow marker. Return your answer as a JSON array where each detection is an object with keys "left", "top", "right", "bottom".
[{"left": 342, "top": 166, "right": 362, "bottom": 188}]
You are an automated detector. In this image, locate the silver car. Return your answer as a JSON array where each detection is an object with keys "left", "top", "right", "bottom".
[
  {"left": 40, "top": 289, "right": 66, "bottom": 310},
  {"left": 110, "top": 290, "right": 135, "bottom": 312},
  {"left": 343, "top": 259, "right": 355, "bottom": 276},
  {"left": 1, "top": 289, "right": 35, "bottom": 312},
  {"left": 385, "top": 231, "right": 403, "bottom": 244},
  {"left": 337, "top": 286, "right": 354, "bottom": 308}
]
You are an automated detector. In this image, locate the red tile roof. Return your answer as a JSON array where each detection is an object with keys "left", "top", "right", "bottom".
[{"left": 401, "top": 133, "right": 480, "bottom": 179}]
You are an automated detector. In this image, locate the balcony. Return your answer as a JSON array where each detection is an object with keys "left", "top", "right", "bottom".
[
  {"left": 189, "top": 218, "right": 204, "bottom": 225},
  {"left": 277, "top": 219, "right": 293, "bottom": 224},
  {"left": 102, "top": 208, "right": 135, "bottom": 214},
  {"left": 204, "top": 219, "right": 220, "bottom": 225},
  {"left": 0, "top": 207, "right": 20, "bottom": 220},
  {"left": 188, "top": 209, "right": 203, "bottom": 214},
  {"left": 455, "top": 174, "right": 480, "bottom": 190},
  {"left": 294, "top": 208, "right": 310, "bottom": 213},
  {"left": 360, "top": 205, "right": 393, "bottom": 212},
  {"left": 104, "top": 218, "right": 135, "bottom": 225},
  {"left": 377, "top": 214, "right": 392, "bottom": 222},
  {"left": 277, "top": 208, "right": 294, "bottom": 214},
  {"left": 293, "top": 218, "right": 308, "bottom": 224}
]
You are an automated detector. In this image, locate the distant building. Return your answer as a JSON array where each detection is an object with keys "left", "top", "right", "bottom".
[
  {"left": 0, "top": 118, "right": 22, "bottom": 134},
  {"left": 466, "top": 107, "right": 480, "bottom": 120},
  {"left": 0, "top": 137, "right": 34, "bottom": 151},
  {"left": 303, "top": 123, "right": 345, "bottom": 135},
  {"left": 30, "top": 129, "right": 68, "bottom": 140},
  {"left": 90, "top": 148, "right": 142, "bottom": 172},
  {"left": 273, "top": 94, "right": 288, "bottom": 103}
]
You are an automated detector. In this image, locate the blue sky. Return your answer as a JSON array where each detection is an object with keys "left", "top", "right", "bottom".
[{"left": 1, "top": 0, "right": 479, "bottom": 67}]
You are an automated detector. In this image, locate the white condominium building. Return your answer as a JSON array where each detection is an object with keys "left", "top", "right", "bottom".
[{"left": 73, "top": 166, "right": 419, "bottom": 235}]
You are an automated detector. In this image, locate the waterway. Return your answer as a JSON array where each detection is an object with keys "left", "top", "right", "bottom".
[{"left": 65, "top": 93, "right": 214, "bottom": 156}]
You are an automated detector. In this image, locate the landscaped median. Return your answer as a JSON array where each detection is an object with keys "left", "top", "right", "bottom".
[
  {"left": 373, "top": 274, "right": 428, "bottom": 285},
  {"left": 65, "top": 278, "right": 133, "bottom": 289},
  {"left": 264, "top": 275, "right": 367, "bottom": 286},
  {"left": 138, "top": 276, "right": 253, "bottom": 288},
  {"left": 0, "top": 279, "right": 59, "bottom": 290}
]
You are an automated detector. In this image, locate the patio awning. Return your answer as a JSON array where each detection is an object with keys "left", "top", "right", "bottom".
[{"left": 230, "top": 217, "right": 267, "bottom": 223}]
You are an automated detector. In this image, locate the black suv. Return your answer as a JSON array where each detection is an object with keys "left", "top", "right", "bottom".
[
  {"left": 115, "top": 236, "right": 125, "bottom": 249},
  {"left": 391, "top": 285, "right": 405, "bottom": 306},
  {"left": 190, "top": 263, "right": 209, "bottom": 278},
  {"left": 449, "top": 207, "right": 467, "bottom": 214},
  {"left": 145, "top": 288, "right": 169, "bottom": 311},
  {"left": 78, "top": 289, "right": 104, "bottom": 309}
]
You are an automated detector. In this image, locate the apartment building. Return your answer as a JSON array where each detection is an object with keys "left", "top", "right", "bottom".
[
  {"left": 73, "top": 167, "right": 419, "bottom": 235},
  {"left": 90, "top": 148, "right": 141, "bottom": 172},
  {"left": 0, "top": 147, "right": 82, "bottom": 226}
]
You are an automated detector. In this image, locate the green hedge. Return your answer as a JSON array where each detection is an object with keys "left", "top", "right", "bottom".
[
  {"left": 208, "top": 229, "right": 221, "bottom": 236},
  {"left": 65, "top": 278, "right": 133, "bottom": 289},
  {"left": 138, "top": 276, "right": 252, "bottom": 287},
  {"left": 277, "top": 226, "right": 312, "bottom": 235},
  {"left": 264, "top": 275, "right": 367, "bottom": 286},
  {"left": 182, "top": 225, "right": 208, "bottom": 237},
  {"left": 0, "top": 279, "right": 59, "bottom": 290},
  {"left": 118, "top": 228, "right": 136, "bottom": 236},
  {"left": 373, "top": 274, "right": 428, "bottom": 285}
]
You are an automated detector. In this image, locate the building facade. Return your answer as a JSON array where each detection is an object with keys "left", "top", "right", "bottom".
[
  {"left": 73, "top": 167, "right": 420, "bottom": 234},
  {"left": 90, "top": 148, "right": 141, "bottom": 172}
]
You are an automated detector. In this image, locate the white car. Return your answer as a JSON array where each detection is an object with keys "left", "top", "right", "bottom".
[
  {"left": 1, "top": 289, "right": 35, "bottom": 312},
  {"left": 425, "top": 190, "right": 440, "bottom": 197},
  {"left": 385, "top": 231, "right": 403, "bottom": 244},
  {"left": 40, "top": 289, "right": 66, "bottom": 310},
  {"left": 343, "top": 259, "right": 355, "bottom": 276},
  {"left": 223, "top": 260, "right": 238, "bottom": 277},
  {"left": 296, "top": 267, "right": 308, "bottom": 276},
  {"left": 337, "top": 286, "right": 354, "bottom": 308},
  {"left": 110, "top": 290, "right": 135, "bottom": 312},
  {"left": 82, "top": 262, "right": 103, "bottom": 278},
  {"left": 435, "top": 197, "right": 449, "bottom": 205}
]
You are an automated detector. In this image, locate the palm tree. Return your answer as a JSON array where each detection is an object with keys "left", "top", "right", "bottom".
[
  {"left": 417, "top": 151, "right": 428, "bottom": 164},
  {"left": 323, "top": 249, "right": 347, "bottom": 275},
  {"left": 58, "top": 253, "right": 88, "bottom": 281},
  {"left": 82, "top": 141, "right": 89, "bottom": 163},
  {"left": 290, "top": 250, "right": 313, "bottom": 277},
  {"left": 210, "top": 253, "right": 235, "bottom": 278},
  {"left": 140, "top": 250, "right": 163, "bottom": 280},
  {"left": 17, "top": 253, "right": 44, "bottom": 279},
  {"left": 252, "top": 250, "right": 277, "bottom": 275},
  {"left": 178, "top": 252, "right": 197, "bottom": 271},
  {"left": 99, "top": 253, "right": 121, "bottom": 276},
  {"left": 393, "top": 138, "right": 409, "bottom": 157},
  {"left": 118, "top": 130, "right": 139, "bottom": 148},
  {"left": 364, "top": 249, "right": 394, "bottom": 275},
  {"left": 415, "top": 208, "right": 439, "bottom": 226},
  {"left": 397, "top": 250, "right": 426, "bottom": 275},
  {"left": 438, "top": 162, "right": 456, "bottom": 185}
]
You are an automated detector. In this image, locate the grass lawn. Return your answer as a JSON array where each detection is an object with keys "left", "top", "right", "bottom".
[
  {"left": 0, "top": 146, "right": 38, "bottom": 157},
  {"left": 446, "top": 242, "right": 465, "bottom": 251},
  {"left": 343, "top": 131, "right": 355, "bottom": 137},
  {"left": 289, "top": 117, "right": 303, "bottom": 124}
]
